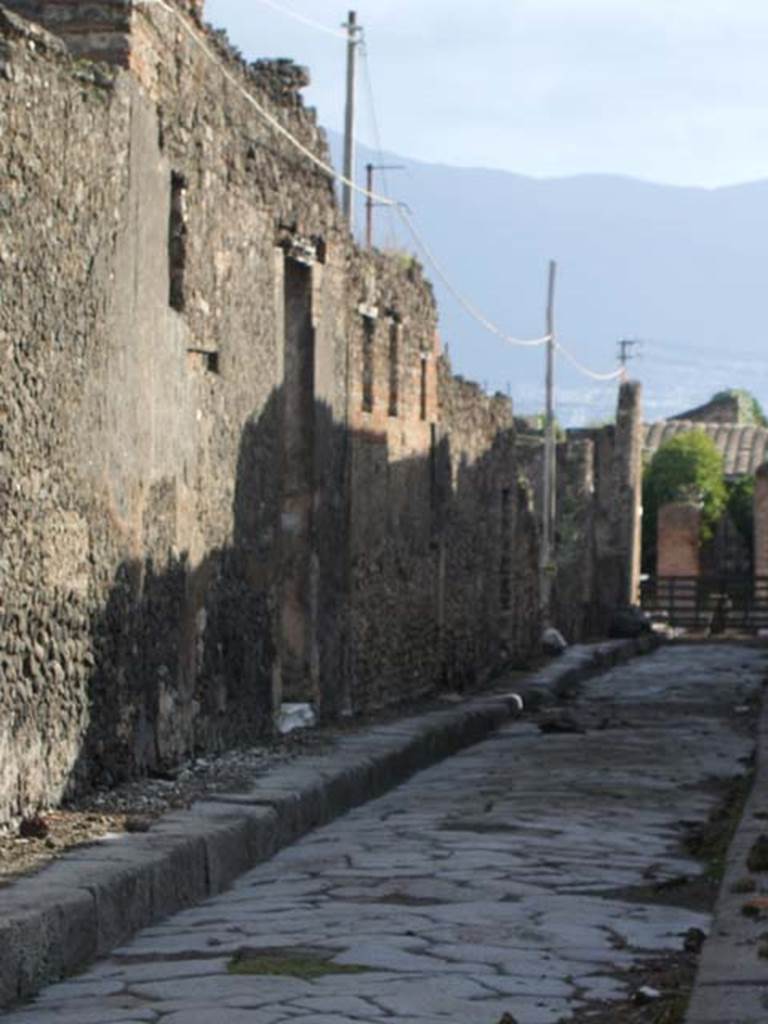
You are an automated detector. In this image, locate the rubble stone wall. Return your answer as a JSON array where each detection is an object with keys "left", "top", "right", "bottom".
[
  {"left": 0, "top": 1, "right": 545, "bottom": 823},
  {"left": 517, "top": 381, "right": 643, "bottom": 641}
]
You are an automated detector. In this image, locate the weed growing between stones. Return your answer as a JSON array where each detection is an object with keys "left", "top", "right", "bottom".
[
  {"left": 685, "top": 771, "right": 754, "bottom": 883},
  {"left": 227, "top": 946, "right": 371, "bottom": 979}
]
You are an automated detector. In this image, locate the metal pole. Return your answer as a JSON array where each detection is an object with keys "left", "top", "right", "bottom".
[
  {"left": 542, "top": 260, "right": 557, "bottom": 606},
  {"left": 342, "top": 11, "right": 359, "bottom": 227},
  {"left": 366, "top": 163, "right": 373, "bottom": 249}
]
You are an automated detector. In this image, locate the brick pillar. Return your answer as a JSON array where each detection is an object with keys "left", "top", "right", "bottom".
[
  {"left": 615, "top": 380, "right": 643, "bottom": 604},
  {"left": 754, "top": 466, "right": 768, "bottom": 593},
  {"left": 657, "top": 502, "right": 701, "bottom": 577}
]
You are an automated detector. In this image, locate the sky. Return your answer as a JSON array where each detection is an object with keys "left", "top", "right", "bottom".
[{"left": 205, "top": 0, "right": 768, "bottom": 189}]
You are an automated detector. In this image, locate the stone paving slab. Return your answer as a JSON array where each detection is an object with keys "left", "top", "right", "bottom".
[
  {"left": 3, "top": 642, "right": 762, "bottom": 1024},
  {"left": 0, "top": 637, "right": 652, "bottom": 1009}
]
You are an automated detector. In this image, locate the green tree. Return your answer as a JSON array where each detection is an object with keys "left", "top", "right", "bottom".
[
  {"left": 642, "top": 431, "right": 727, "bottom": 571},
  {"left": 725, "top": 474, "right": 755, "bottom": 552}
]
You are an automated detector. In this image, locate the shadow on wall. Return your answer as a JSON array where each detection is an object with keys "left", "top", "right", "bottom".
[
  {"left": 66, "top": 388, "right": 288, "bottom": 792},
  {"left": 22, "top": 390, "right": 535, "bottom": 810}
]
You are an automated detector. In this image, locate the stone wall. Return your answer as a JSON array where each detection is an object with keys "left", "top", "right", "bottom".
[
  {"left": 657, "top": 504, "right": 701, "bottom": 576},
  {"left": 517, "top": 381, "right": 644, "bottom": 641},
  {"left": 0, "top": 1, "right": 547, "bottom": 823},
  {"left": 754, "top": 466, "right": 768, "bottom": 582},
  {"left": 0, "top": 2, "right": 339, "bottom": 819}
]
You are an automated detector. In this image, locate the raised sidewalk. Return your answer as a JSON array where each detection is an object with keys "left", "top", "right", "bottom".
[
  {"left": 685, "top": 657, "right": 768, "bottom": 1024},
  {"left": 0, "top": 638, "right": 653, "bottom": 1010}
]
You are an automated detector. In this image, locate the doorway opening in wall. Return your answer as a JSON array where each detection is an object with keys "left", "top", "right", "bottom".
[
  {"left": 280, "top": 256, "right": 316, "bottom": 701},
  {"left": 500, "top": 487, "right": 512, "bottom": 611},
  {"left": 169, "top": 171, "right": 188, "bottom": 312},
  {"left": 419, "top": 352, "right": 428, "bottom": 421},
  {"left": 362, "top": 316, "right": 375, "bottom": 413},
  {"left": 388, "top": 320, "right": 399, "bottom": 417}
]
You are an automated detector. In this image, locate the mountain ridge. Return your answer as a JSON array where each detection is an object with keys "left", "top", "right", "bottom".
[{"left": 328, "top": 131, "right": 768, "bottom": 426}]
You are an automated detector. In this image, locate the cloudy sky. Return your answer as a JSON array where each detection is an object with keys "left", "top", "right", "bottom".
[{"left": 205, "top": 0, "right": 768, "bottom": 188}]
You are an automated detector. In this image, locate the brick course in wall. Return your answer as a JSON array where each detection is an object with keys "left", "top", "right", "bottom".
[
  {"left": 657, "top": 503, "right": 701, "bottom": 577},
  {"left": 753, "top": 466, "right": 768, "bottom": 581}
]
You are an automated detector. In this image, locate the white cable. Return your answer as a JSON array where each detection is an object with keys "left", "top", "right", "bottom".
[
  {"left": 138, "top": 0, "right": 397, "bottom": 207},
  {"left": 555, "top": 341, "right": 625, "bottom": 382},
  {"left": 249, "top": 0, "right": 347, "bottom": 40},
  {"left": 397, "top": 207, "right": 551, "bottom": 348},
  {"left": 359, "top": 40, "right": 398, "bottom": 250},
  {"left": 138, "top": 0, "right": 551, "bottom": 349}
]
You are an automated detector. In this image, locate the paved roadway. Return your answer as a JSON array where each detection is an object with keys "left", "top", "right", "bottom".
[{"left": 6, "top": 645, "right": 766, "bottom": 1024}]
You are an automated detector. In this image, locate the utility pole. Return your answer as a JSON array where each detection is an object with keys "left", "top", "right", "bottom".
[
  {"left": 541, "top": 260, "right": 557, "bottom": 614},
  {"left": 365, "top": 163, "right": 404, "bottom": 249},
  {"left": 618, "top": 337, "right": 641, "bottom": 375},
  {"left": 342, "top": 11, "right": 361, "bottom": 227}
]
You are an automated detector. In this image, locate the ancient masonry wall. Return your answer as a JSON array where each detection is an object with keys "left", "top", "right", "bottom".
[
  {"left": 0, "top": 1, "right": 549, "bottom": 823},
  {"left": 657, "top": 504, "right": 701, "bottom": 577},
  {"left": 517, "top": 381, "right": 643, "bottom": 641}
]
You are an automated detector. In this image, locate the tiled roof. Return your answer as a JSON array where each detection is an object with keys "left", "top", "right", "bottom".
[{"left": 643, "top": 421, "right": 768, "bottom": 478}]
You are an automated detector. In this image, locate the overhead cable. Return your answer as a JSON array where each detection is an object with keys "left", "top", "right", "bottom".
[
  {"left": 139, "top": 0, "right": 396, "bottom": 205},
  {"left": 139, "top": 0, "right": 553, "bottom": 350},
  {"left": 555, "top": 341, "right": 625, "bottom": 382},
  {"left": 396, "top": 207, "right": 551, "bottom": 347},
  {"left": 359, "top": 38, "right": 399, "bottom": 250},
  {"left": 250, "top": 0, "right": 347, "bottom": 40}
]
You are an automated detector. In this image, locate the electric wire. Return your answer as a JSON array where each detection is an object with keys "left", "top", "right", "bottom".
[
  {"left": 554, "top": 341, "right": 626, "bottom": 382},
  {"left": 359, "top": 36, "right": 398, "bottom": 250},
  {"left": 138, "top": 0, "right": 628, "bottom": 380},
  {"left": 249, "top": 0, "right": 347, "bottom": 40},
  {"left": 395, "top": 206, "right": 551, "bottom": 347},
  {"left": 138, "top": 0, "right": 554, "bottom": 350},
  {"left": 138, "top": 0, "right": 397, "bottom": 206}
]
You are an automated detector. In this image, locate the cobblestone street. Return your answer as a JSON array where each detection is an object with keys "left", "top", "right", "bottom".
[{"left": 6, "top": 645, "right": 765, "bottom": 1024}]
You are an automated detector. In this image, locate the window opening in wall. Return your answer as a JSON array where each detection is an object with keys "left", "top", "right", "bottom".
[
  {"left": 388, "top": 320, "right": 399, "bottom": 417},
  {"left": 500, "top": 487, "right": 512, "bottom": 611},
  {"left": 169, "top": 171, "right": 188, "bottom": 312},
  {"left": 419, "top": 351, "right": 428, "bottom": 421},
  {"left": 362, "top": 316, "right": 375, "bottom": 413},
  {"left": 186, "top": 348, "right": 219, "bottom": 374}
]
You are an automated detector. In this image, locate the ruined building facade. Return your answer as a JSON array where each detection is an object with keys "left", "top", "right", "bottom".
[{"left": 0, "top": 0, "right": 641, "bottom": 825}]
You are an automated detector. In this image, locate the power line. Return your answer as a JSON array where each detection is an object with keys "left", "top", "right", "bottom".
[
  {"left": 359, "top": 39, "right": 398, "bottom": 249},
  {"left": 396, "top": 207, "right": 551, "bottom": 347},
  {"left": 555, "top": 341, "right": 626, "bottom": 382},
  {"left": 249, "top": 0, "right": 347, "bottom": 40},
  {"left": 139, "top": 0, "right": 553, "bottom": 350},
  {"left": 139, "top": 1, "right": 396, "bottom": 205},
  {"left": 138, "top": 0, "right": 624, "bottom": 381}
]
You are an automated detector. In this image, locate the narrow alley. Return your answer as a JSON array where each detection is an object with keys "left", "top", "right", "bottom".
[{"left": 5, "top": 645, "right": 766, "bottom": 1024}]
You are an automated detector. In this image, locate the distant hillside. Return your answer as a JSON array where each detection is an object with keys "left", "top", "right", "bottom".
[{"left": 330, "top": 133, "right": 768, "bottom": 426}]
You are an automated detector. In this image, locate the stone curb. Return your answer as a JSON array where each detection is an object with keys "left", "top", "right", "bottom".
[
  {"left": 685, "top": 667, "right": 768, "bottom": 1024},
  {"left": 0, "top": 635, "right": 655, "bottom": 1010}
]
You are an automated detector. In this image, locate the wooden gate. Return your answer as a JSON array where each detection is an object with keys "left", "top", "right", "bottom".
[{"left": 641, "top": 575, "right": 768, "bottom": 631}]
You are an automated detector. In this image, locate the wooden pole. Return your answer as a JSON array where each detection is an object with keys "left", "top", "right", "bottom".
[{"left": 342, "top": 11, "right": 359, "bottom": 227}]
